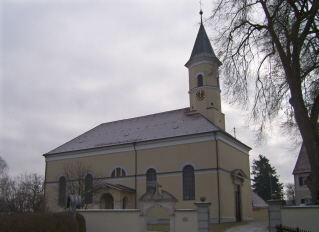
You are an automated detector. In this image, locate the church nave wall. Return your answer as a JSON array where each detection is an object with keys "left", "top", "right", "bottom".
[
  {"left": 218, "top": 140, "right": 250, "bottom": 176},
  {"left": 136, "top": 140, "right": 217, "bottom": 174}
]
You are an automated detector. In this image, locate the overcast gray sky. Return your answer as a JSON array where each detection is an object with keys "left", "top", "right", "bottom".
[{"left": 1, "top": 0, "right": 298, "bottom": 185}]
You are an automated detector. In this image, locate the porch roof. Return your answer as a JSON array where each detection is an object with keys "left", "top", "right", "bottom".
[{"left": 92, "top": 183, "right": 135, "bottom": 193}]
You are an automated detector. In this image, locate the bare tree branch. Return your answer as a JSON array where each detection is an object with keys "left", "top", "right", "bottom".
[{"left": 210, "top": 0, "right": 319, "bottom": 203}]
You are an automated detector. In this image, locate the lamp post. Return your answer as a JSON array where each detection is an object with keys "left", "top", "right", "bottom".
[{"left": 269, "top": 171, "right": 273, "bottom": 196}]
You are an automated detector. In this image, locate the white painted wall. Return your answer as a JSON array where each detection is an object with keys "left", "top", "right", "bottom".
[
  {"left": 78, "top": 209, "right": 198, "bottom": 232},
  {"left": 281, "top": 206, "right": 319, "bottom": 232},
  {"left": 78, "top": 210, "right": 141, "bottom": 232}
]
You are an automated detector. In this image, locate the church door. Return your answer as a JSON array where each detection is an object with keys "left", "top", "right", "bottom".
[
  {"left": 100, "top": 193, "right": 114, "bottom": 209},
  {"left": 235, "top": 184, "right": 241, "bottom": 222}
]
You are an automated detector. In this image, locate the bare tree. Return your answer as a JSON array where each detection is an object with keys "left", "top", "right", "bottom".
[
  {"left": 0, "top": 173, "right": 44, "bottom": 214},
  {"left": 0, "top": 156, "right": 8, "bottom": 177},
  {"left": 210, "top": 0, "right": 319, "bottom": 203},
  {"left": 285, "top": 183, "right": 295, "bottom": 201},
  {"left": 0, "top": 176, "right": 14, "bottom": 214},
  {"left": 16, "top": 173, "right": 44, "bottom": 213},
  {"left": 59, "top": 162, "right": 104, "bottom": 209},
  {"left": 0, "top": 156, "right": 9, "bottom": 201},
  {"left": 0, "top": 156, "right": 12, "bottom": 214},
  {"left": 0, "top": 157, "right": 44, "bottom": 214}
]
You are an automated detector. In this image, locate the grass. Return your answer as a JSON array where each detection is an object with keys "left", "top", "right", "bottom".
[
  {"left": 146, "top": 222, "right": 248, "bottom": 232},
  {"left": 210, "top": 222, "right": 248, "bottom": 232},
  {"left": 147, "top": 224, "right": 170, "bottom": 232}
]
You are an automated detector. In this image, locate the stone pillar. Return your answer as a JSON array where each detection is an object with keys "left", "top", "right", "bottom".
[
  {"left": 140, "top": 216, "right": 147, "bottom": 232},
  {"left": 267, "top": 198, "right": 284, "bottom": 232},
  {"left": 169, "top": 215, "right": 175, "bottom": 232},
  {"left": 194, "top": 202, "right": 211, "bottom": 232}
]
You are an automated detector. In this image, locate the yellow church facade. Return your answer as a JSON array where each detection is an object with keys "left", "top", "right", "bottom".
[{"left": 44, "top": 20, "right": 253, "bottom": 223}]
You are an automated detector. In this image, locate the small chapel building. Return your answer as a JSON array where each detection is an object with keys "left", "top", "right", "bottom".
[{"left": 44, "top": 18, "right": 253, "bottom": 223}]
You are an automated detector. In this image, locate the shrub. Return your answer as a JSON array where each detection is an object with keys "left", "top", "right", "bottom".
[
  {"left": 76, "top": 212, "right": 86, "bottom": 232},
  {"left": 0, "top": 211, "right": 85, "bottom": 232}
]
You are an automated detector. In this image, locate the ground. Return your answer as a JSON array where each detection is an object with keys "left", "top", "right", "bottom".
[{"left": 146, "top": 221, "right": 269, "bottom": 232}]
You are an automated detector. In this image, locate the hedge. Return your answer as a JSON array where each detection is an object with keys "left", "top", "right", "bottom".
[{"left": 0, "top": 211, "right": 86, "bottom": 232}]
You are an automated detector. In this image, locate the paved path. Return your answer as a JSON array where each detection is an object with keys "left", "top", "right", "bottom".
[{"left": 225, "top": 221, "right": 269, "bottom": 232}]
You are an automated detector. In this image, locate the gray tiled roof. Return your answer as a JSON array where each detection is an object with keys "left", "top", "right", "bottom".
[
  {"left": 95, "top": 183, "right": 135, "bottom": 192},
  {"left": 185, "top": 23, "right": 221, "bottom": 66},
  {"left": 252, "top": 191, "right": 268, "bottom": 208},
  {"left": 293, "top": 145, "right": 311, "bottom": 174},
  {"left": 45, "top": 108, "right": 220, "bottom": 155},
  {"left": 293, "top": 124, "right": 318, "bottom": 174}
]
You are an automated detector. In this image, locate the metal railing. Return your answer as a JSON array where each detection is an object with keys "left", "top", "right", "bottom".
[{"left": 276, "top": 224, "right": 313, "bottom": 232}]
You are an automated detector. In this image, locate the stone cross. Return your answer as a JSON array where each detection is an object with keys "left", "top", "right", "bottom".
[
  {"left": 155, "top": 182, "right": 162, "bottom": 193},
  {"left": 153, "top": 182, "right": 163, "bottom": 200}
]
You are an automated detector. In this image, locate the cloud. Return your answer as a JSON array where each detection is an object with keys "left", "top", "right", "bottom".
[{"left": 1, "top": 0, "right": 298, "bottom": 186}]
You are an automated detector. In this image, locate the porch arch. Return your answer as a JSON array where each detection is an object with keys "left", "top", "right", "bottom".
[
  {"left": 100, "top": 193, "right": 114, "bottom": 209},
  {"left": 139, "top": 183, "right": 177, "bottom": 232}
]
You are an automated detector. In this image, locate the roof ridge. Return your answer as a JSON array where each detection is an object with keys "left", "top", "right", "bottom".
[{"left": 101, "top": 107, "right": 190, "bottom": 125}]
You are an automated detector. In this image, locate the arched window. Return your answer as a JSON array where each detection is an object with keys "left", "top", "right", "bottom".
[
  {"left": 58, "top": 176, "right": 66, "bottom": 206},
  {"left": 84, "top": 174, "right": 93, "bottom": 204},
  {"left": 197, "top": 74, "right": 203, "bottom": 87},
  {"left": 183, "top": 165, "right": 195, "bottom": 200},
  {"left": 146, "top": 168, "right": 157, "bottom": 192},
  {"left": 111, "top": 168, "right": 126, "bottom": 177}
]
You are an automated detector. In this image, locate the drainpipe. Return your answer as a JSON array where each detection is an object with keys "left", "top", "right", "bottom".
[
  {"left": 213, "top": 132, "right": 221, "bottom": 224},
  {"left": 44, "top": 159, "right": 48, "bottom": 209},
  {"left": 133, "top": 142, "right": 137, "bottom": 208}
]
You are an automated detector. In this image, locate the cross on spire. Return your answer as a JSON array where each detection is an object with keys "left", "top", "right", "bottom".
[{"left": 199, "top": 0, "right": 203, "bottom": 24}]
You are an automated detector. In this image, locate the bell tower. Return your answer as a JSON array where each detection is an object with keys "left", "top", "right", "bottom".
[{"left": 185, "top": 11, "right": 225, "bottom": 130}]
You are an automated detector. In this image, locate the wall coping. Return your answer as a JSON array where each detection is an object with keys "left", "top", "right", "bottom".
[
  {"left": 78, "top": 209, "right": 140, "bottom": 212},
  {"left": 175, "top": 209, "right": 197, "bottom": 212},
  {"left": 79, "top": 209, "right": 197, "bottom": 212},
  {"left": 281, "top": 206, "right": 319, "bottom": 210}
]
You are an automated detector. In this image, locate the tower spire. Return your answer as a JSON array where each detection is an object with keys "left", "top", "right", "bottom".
[
  {"left": 185, "top": 19, "right": 221, "bottom": 67},
  {"left": 185, "top": 7, "right": 225, "bottom": 129}
]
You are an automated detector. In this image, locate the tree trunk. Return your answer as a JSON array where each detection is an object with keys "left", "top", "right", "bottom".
[{"left": 288, "top": 74, "right": 319, "bottom": 203}]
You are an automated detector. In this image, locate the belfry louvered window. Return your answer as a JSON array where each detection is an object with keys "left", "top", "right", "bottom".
[
  {"left": 197, "top": 74, "right": 203, "bottom": 87},
  {"left": 183, "top": 165, "right": 195, "bottom": 200}
]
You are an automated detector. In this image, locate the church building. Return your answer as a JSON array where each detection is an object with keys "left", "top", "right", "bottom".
[{"left": 44, "top": 16, "right": 253, "bottom": 223}]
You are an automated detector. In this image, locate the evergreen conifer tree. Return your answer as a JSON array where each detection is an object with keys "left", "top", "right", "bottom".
[{"left": 251, "top": 155, "right": 283, "bottom": 201}]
